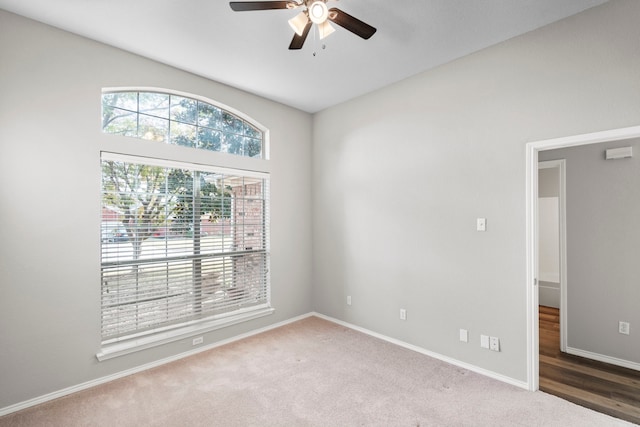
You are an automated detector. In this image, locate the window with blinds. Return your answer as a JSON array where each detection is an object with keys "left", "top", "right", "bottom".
[{"left": 100, "top": 153, "right": 270, "bottom": 343}]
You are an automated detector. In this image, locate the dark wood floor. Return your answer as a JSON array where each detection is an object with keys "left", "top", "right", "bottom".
[{"left": 539, "top": 305, "right": 640, "bottom": 425}]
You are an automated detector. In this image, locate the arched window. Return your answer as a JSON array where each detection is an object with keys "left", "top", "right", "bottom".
[
  {"left": 102, "top": 90, "right": 264, "bottom": 158},
  {"left": 98, "top": 90, "right": 271, "bottom": 360}
]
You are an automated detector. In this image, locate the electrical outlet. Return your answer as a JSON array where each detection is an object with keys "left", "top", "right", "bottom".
[
  {"left": 347, "top": 295, "right": 352, "bottom": 306},
  {"left": 480, "top": 335, "right": 489, "bottom": 349},
  {"left": 489, "top": 336, "right": 500, "bottom": 352},
  {"left": 459, "top": 329, "right": 468, "bottom": 343},
  {"left": 619, "top": 321, "right": 630, "bottom": 335},
  {"left": 400, "top": 308, "right": 407, "bottom": 320},
  {"left": 192, "top": 336, "right": 203, "bottom": 346}
]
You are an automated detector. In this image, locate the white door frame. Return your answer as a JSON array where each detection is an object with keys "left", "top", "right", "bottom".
[
  {"left": 525, "top": 125, "right": 640, "bottom": 391},
  {"left": 538, "top": 159, "right": 567, "bottom": 352}
]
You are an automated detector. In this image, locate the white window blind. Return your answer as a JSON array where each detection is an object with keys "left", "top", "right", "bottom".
[{"left": 100, "top": 153, "right": 270, "bottom": 343}]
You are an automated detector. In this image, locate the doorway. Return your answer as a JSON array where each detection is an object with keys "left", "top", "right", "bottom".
[{"left": 525, "top": 124, "right": 640, "bottom": 391}]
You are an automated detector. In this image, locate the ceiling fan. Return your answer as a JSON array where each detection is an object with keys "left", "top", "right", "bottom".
[{"left": 229, "top": 1, "right": 377, "bottom": 50}]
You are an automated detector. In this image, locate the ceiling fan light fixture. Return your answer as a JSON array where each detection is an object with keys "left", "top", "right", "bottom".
[
  {"left": 288, "top": 11, "right": 309, "bottom": 36},
  {"left": 317, "top": 20, "right": 335, "bottom": 40},
  {"left": 308, "top": 1, "right": 328, "bottom": 24}
]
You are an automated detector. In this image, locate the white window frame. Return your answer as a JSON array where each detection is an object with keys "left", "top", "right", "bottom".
[{"left": 98, "top": 88, "right": 272, "bottom": 361}]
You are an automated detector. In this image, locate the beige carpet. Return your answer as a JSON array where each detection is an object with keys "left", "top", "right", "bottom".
[{"left": 0, "top": 316, "right": 635, "bottom": 426}]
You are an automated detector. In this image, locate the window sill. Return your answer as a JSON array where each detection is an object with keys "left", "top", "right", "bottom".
[{"left": 96, "top": 306, "right": 274, "bottom": 361}]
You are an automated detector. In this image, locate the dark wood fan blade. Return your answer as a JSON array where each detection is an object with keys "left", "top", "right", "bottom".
[
  {"left": 289, "top": 21, "right": 312, "bottom": 50},
  {"left": 328, "top": 7, "right": 376, "bottom": 39},
  {"left": 230, "top": 1, "right": 291, "bottom": 11}
]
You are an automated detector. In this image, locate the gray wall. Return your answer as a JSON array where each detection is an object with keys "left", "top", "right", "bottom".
[
  {"left": 0, "top": 10, "right": 312, "bottom": 409},
  {"left": 539, "top": 138, "right": 640, "bottom": 365},
  {"left": 312, "top": 0, "right": 640, "bottom": 382}
]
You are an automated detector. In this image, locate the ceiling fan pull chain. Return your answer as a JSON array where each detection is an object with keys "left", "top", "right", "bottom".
[{"left": 312, "top": 23, "right": 318, "bottom": 56}]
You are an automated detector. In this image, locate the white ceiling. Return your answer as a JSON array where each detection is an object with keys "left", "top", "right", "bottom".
[{"left": 0, "top": 0, "right": 607, "bottom": 113}]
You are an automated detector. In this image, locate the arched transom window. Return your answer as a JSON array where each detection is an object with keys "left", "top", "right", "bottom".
[{"left": 102, "top": 90, "right": 264, "bottom": 158}]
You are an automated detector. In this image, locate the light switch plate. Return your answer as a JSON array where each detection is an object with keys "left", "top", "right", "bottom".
[
  {"left": 480, "top": 334, "right": 489, "bottom": 349},
  {"left": 477, "top": 218, "right": 487, "bottom": 232}
]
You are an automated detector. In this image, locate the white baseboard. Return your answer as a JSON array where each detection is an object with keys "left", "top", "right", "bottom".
[
  {"left": 566, "top": 346, "right": 640, "bottom": 372},
  {"left": 312, "top": 312, "right": 530, "bottom": 390},
  {"left": 0, "top": 312, "right": 314, "bottom": 417},
  {"left": 1, "top": 311, "right": 530, "bottom": 417}
]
